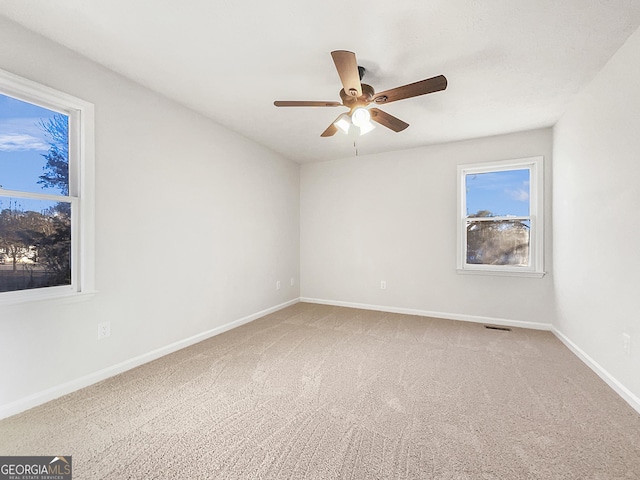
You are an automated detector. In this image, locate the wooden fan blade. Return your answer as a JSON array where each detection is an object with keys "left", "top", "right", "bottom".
[
  {"left": 331, "top": 50, "right": 362, "bottom": 98},
  {"left": 274, "top": 101, "right": 342, "bottom": 107},
  {"left": 372, "top": 75, "right": 447, "bottom": 104},
  {"left": 321, "top": 122, "right": 338, "bottom": 137},
  {"left": 369, "top": 108, "right": 409, "bottom": 132}
]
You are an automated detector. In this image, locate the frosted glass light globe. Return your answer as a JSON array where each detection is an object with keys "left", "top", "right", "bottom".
[{"left": 351, "top": 107, "right": 371, "bottom": 127}]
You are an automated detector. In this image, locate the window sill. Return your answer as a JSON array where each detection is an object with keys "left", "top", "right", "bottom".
[
  {"left": 0, "top": 290, "right": 97, "bottom": 308},
  {"left": 456, "top": 268, "right": 545, "bottom": 278}
]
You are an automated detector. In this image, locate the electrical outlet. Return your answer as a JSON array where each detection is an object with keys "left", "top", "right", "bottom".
[
  {"left": 276, "top": 280, "right": 281, "bottom": 290},
  {"left": 97, "top": 322, "right": 111, "bottom": 340},
  {"left": 623, "top": 333, "right": 631, "bottom": 356},
  {"left": 290, "top": 277, "right": 295, "bottom": 287},
  {"left": 380, "top": 280, "right": 387, "bottom": 290}
]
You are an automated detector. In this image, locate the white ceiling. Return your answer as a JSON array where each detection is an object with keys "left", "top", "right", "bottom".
[{"left": 2, "top": 1, "right": 640, "bottom": 163}]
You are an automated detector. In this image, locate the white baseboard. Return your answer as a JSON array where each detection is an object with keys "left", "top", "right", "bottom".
[
  {"left": 300, "top": 297, "right": 552, "bottom": 331},
  {"left": 552, "top": 327, "right": 640, "bottom": 415},
  {"left": 0, "top": 298, "right": 299, "bottom": 420}
]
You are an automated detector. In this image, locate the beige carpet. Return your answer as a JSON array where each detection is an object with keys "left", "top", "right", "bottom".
[{"left": 1, "top": 302, "right": 639, "bottom": 479}]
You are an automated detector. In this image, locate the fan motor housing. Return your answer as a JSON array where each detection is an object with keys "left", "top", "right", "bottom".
[{"left": 340, "top": 83, "right": 375, "bottom": 107}]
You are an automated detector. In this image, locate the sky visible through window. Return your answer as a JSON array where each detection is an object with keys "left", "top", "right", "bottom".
[
  {"left": 0, "top": 93, "right": 66, "bottom": 212},
  {"left": 465, "top": 169, "right": 530, "bottom": 217}
]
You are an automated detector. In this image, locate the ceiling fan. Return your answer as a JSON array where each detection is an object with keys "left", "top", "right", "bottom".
[{"left": 274, "top": 50, "right": 448, "bottom": 137}]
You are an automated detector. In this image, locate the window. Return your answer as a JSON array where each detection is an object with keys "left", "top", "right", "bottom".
[
  {"left": 457, "top": 156, "right": 544, "bottom": 277},
  {"left": 0, "top": 68, "right": 94, "bottom": 303}
]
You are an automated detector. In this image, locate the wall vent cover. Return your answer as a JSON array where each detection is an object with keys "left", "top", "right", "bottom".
[{"left": 484, "top": 325, "right": 512, "bottom": 332}]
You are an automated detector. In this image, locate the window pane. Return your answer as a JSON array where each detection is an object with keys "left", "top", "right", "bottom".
[
  {"left": 0, "top": 93, "right": 69, "bottom": 196},
  {"left": 466, "top": 219, "right": 530, "bottom": 266},
  {"left": 465, "top": 169, "right": 530, "bottom": 217},
  {"left": 0, "top": 199, "right": 71, "bottom": 292}
]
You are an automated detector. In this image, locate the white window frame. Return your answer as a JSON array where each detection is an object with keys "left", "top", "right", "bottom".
[
  {"left": 457, "top": 156, "right": 544, "bottom": 278},
  {"left": 0, "top": 68, "right": 95, "bottom": 305}
]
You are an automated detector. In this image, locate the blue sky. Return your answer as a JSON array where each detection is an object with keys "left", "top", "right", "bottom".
[
  {"left": 465, "top": 169, "right": 530, "bottom": 217},
  {"left": 0, "top": 93, "right": 67, "bottom": 212}
]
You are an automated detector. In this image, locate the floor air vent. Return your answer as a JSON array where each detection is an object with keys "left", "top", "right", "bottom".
[{"left": 484, "top": 325, "right": 512, "bottom": 332}]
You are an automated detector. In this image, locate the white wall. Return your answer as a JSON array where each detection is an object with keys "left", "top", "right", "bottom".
[
  {"left": 553, "top": 26, "right": 640, "bottom": 404},
  {"left": 0, "top": 18, "right": 300, "bottom": 415},
  {"left": 301, "top": 128, "right": 555, "bottom": 327}
]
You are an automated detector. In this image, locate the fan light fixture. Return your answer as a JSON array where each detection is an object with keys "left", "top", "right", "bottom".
[
  {"left": 333, "top": 107, "right": 375, "bottom": 136},
  {"left": 352, "top": 107, "right": 375, "bottom": 135},
  {"left": 334, "top": 113, "right": 351, "bottom": 134}
]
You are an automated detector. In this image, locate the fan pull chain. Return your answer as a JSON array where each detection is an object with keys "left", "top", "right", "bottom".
[{"left": 354, "top": 141, "right": 358, "bottom": 157}]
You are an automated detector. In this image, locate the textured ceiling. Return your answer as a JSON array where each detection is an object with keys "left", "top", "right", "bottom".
[{"left": 1, "top": 1, "right": 640, "bottom": 163}]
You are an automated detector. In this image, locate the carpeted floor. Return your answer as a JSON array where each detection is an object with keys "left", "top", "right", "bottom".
[{"left": 1, "top": 302, "right": 639, "bottom": 479}]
